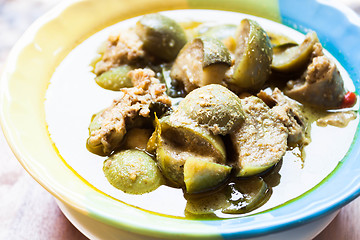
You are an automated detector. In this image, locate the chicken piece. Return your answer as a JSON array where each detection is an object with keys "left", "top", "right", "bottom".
[
  {"left": 94, "top": 29, "right": 145, "bottom": 75},
  {"left": 170, "top": 37, "right": 231, "bottom": 93},
  {"left": 87, "top": 69, "right": 171, "bottom": 155},
  {"left": 284, "top": 43, "right": 346, "bottom": 109},
  {"left": 258, "top": 88, "right": 309, "bottom": 146},
  {"left": 230, "top": 96, "right": 288, "bottom": 177}
]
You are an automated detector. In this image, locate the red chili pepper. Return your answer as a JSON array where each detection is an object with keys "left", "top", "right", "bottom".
[{"left": 341, "top": 91, "right": 357, "bottom": 108}]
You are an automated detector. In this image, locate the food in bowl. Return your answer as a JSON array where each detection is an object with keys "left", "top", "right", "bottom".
[{"left": 45, "top": 10, "right": 358, "bottom": 219}]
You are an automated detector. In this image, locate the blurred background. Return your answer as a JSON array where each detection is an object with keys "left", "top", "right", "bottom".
[{"left": 0, "top": 0, "right": 359, "bottom": 239}]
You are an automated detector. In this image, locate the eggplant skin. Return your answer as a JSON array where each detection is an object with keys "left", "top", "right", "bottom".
[
  {"left": 183, "top": 157, "right": 232, "bottom": 194},
  {"left": 103, "top": 149, "right": 163, "bottom": 194},
  {"left": 170, "top": 37, "right": 231, "bottom": 93},
  {"left": 200, "top": 36, "right": 231, "bottom": 67},
  {"left": 174, "top": 84, "right": 244, "bottom": 135},
  {"left": 271, "top": 31, "right": 319, "bottom": 73},
  {"left": 230, "top": 19, "right": 273, "bottom": 91},
  {"left": 153, "top": 115, "right": 227, "bottom": 187},
  {"left": 136, "top": 13, "right": 187, "bottom": 62},
  {"left": 95, "top": 65, "right": 133, "bottom": 91}
]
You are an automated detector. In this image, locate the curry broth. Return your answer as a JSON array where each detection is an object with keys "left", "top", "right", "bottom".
[{"left": 45, "top": 10, "right": 358, "bottom": 218}]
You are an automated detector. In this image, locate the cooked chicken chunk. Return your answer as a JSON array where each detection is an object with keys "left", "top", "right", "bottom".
[
  {"left": 94, "top": 29, "right": 145, "bottom": 75},
  {"left": 258, "top": 88, "right": 309, "bottom": 146},
  {"left": 87, "top": 69, "right": 171, "bottom": 155},
  {"left": 285, "top": 43, "right": 345, "bottom": 109},
  {"left": 230, "top": 96, "right": 288, "bottom": 176}
]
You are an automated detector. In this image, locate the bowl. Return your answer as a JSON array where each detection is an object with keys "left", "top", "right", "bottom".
[{"left": 1, "top": 0, "right": 360, "bottom": 239}]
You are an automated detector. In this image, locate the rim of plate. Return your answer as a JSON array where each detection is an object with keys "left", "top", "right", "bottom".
[{"left": 1, "top": 0, "right": 360, "bottom": 239}]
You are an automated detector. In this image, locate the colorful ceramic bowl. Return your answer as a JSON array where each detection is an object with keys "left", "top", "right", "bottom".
[{"left": 1, "top": 0, "right": 360, "bottom": 239}]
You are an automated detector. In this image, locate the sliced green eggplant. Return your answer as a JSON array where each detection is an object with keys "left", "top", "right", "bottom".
[
  {"left": 272, "top": 31, "right": 319, "bottom": 73},
  {"left": 86, "top": 109, "right": 126, "bottom": 156},
  {"left": 95, "top": 65, "right": 133, "bottom": 90},
  {"left": 103, "top": 149, "right": 163, "bottom": 194},
  {"left": 273, "top": 42, "right": 298, "bottom": 50},
  {"left": 185, "top": 177, "right": 270, "bottom": 215},
  {"left": 222, "top": 177, "right": 269, "bottom": 214},
  {"left": 151, "top": 115, "right": 226, "bottom": 187},
  {"left": 86, "top": 110, "right": 109, "bottom": 156},
  {"left": 88, "top": 110, "right": 103, "bottom": 133},
  {"left": 184, "top": 157, "right": 232, "bottom": 194},
  {"left": 173, "top": 84, "right": 245, "bottom": 135},
  {"left": 136, "top": 13, "right": 187, "bottom": 61},
  {"left": 229, "top": 19, "right": 273, "bottom": 91},
  {"left": 268, "top": 32, "right": 297, "bottom": 47},
  {"left": 170, "top": 37, "right": 231, "bottom": 92},
  {"left": 201, "top": 37, "right": 232, "bottom": 66}
]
